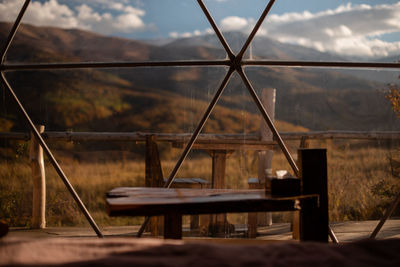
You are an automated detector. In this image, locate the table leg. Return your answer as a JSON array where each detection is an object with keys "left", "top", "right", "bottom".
[
  {"left": 164, "top": 211, "right": 182, "bottom": 239},
  {"left": 210, "top": 150, "right": 228, "bottom": 236}
]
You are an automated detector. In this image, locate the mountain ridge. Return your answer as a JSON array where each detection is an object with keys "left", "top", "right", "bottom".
[{"left": 1, "top": 22, "right": 399, "bottom": 133}]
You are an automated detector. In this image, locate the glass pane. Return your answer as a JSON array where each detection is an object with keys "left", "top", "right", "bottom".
[{"left": 1, "top": 0, "right": 400, "bottom": 234}]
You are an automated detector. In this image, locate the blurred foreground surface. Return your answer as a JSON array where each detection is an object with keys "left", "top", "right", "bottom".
[{"left": 4, "top": 219, "right": 400, "bottom": 243}]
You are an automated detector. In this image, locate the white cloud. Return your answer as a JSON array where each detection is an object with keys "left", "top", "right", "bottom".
[
  {"left": 0, "top": 0, "right": 78, "bottom": 28},
  {"left": 258, "top": 2, "right": 400, "bottom": 58},
  {"left": 184, "top": 2, "right": 400, "bottom": 58},
  {"left": 108, "top": 2, "right": 125, "bottom": 11},
  {"left": 220, "top": 16, "right": 249, "bottom": 32},
  {"left": 169, "top": 31, "right": 194, "bottom": 38},
  {"left": 324, "top": 25, "right": 353, "bottom": 38},
  {"left": 168, "top": 15, "right": 252, "bottom": 40},
  {"left": 0, "top": 0, "right": 148, "bottom": 35},
  {"left": 169, "top": 28, "right": 212, "bottom": 39},
  {"left": 114, "top": 10, "right": 145, "bottom": 32},
  {"left": 3, "top": 0, "right": 400, "bottom": 58}
]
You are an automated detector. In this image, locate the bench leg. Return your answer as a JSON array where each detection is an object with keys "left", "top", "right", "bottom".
[
  {"left": 164, "top": 211, "right": 182, "bottom": 239},
  {"left": 248, "top": 212, "right": 258, "bottom": 238}
]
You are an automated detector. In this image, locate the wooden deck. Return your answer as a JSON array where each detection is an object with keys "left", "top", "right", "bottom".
[{"left": 4, "top": 220, "right": 400, "bottom": 242}]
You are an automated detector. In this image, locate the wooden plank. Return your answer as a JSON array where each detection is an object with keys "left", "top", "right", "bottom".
[
  {"left": 298, "top": 149, "right": 329, "bottom": 242},
  {"left": 3, "top": 130, "right": 400, "bottom": 142},
  {"left": 282, "top": 131, "right": 400, "bottom": 140},
  {"left": 107, "top": 188, "right": 318, "bottom": 217},
  {"left": 0, "top": 132, "right": 29, "bottom": 140},
  {"left": 42, "top": 132, "right": 262, "bottom": 142},
  {"left": 173, "top": 141, "right": 275, "bottom": 150}
]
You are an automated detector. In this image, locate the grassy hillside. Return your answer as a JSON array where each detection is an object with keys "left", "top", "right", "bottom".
[{"left": 1, "top": 22, "right": 399, "bottom": 133}]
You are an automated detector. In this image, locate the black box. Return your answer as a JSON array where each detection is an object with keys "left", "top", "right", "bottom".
[{"left": 271, "top": 178, "right": 301, "bottom": 197}]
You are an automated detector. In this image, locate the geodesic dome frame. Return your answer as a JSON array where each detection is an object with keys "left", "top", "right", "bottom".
[{"left": 2, "top": 0, "right": 400, "bottom": 240}]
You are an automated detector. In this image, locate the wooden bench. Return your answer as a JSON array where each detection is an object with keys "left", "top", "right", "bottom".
[{"left": 106, "top": 188, "right": 320, "bottom": 240}]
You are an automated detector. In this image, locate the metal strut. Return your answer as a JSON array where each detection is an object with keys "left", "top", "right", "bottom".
[{"left": 370, "top": 191, "right": 400, "bottom": 239}]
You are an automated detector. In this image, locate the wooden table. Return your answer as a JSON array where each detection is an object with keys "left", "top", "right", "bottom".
[
  {"left": 106, "top": 187, "right": 321, "bottom": 240},
  {"left": 147, "top": 137, "right": 276, "bottom": 235},
  {"left": 172, "top": 140, "right": 276, "bottom": 189}
]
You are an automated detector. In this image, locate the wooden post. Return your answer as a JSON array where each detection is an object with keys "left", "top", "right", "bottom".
[
  {"left": 298, "top": 148, "right": 329, "bottom": 242},
  {"left": 210, "top": 150, "right": 227, "bottom": 189},
  {"left": 145, "top": 135, "right": 164, "bottom": 236},
  {"left": 258, "top": 88, "right": 275, "bottom": 226},
  {"left": 30, "top": 125, "right": 46, "bottom": 229},
  {"left": 248, "top": 88, "right": 275, "bottom": 237},
  {"left": 145, "top": 135, "right": 163, "bottom": 188},
  {"left": 258, "top": 88, "right": 275, "bottom": 190},
  {"left": 202, "top": 150, "right": 234, "bottom": 236},
  {"left": 247, "top": 180, "right": 259, "bottom": 238},
  {"left": 210, "top": 150, "right": 228, "bottom": 236},
  {"left": 292, "top": 136, "right": 310, "bottom": 240}
]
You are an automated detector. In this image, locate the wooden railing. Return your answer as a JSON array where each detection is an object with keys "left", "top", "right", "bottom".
[{"left": 3, "top": 130, "right": 400, "bottom": 142}]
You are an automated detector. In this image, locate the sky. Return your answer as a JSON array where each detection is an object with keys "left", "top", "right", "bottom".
[{"left": 1, "top": 0, "right": 400, "bottom": 58}]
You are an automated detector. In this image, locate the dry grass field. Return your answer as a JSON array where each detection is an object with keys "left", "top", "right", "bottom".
[{"left": 1, "top": 139, "right": 399, "bottom": 228}]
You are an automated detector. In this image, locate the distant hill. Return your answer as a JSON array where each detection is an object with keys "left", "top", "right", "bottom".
[
  {"left": 1, "top": 22, "right": 399, "bottom": 133},
  {"left": 165, "top": 31, "right": 347, "bottom": 61}
]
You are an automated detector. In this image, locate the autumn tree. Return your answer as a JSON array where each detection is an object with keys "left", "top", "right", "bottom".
[{"left": 386, "top": 84, "right": 400, "bottom": 117}]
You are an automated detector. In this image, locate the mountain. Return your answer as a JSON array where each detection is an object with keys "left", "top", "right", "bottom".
[
  {"left": 165, "top": 31, "right": 347, "bottom": 61},
  {"left": 0, "top": 22, "right": 281, "bottom": 134},
  {"left": 1, "top": 22, "right": 399, "bottom": 134}
]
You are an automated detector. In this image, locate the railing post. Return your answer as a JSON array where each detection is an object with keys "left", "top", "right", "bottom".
[
  {"left": 145, "top": 135, "right": 164, "bottom": 187},
  {"left": 145, "top": 135, "right": 164, "bottom": 236},
  {"left": 29, "top": 124, "right": 46, "bottom": 229},
  {"left": 292, "top": 135, "right": 310, "bottom": 240}
]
